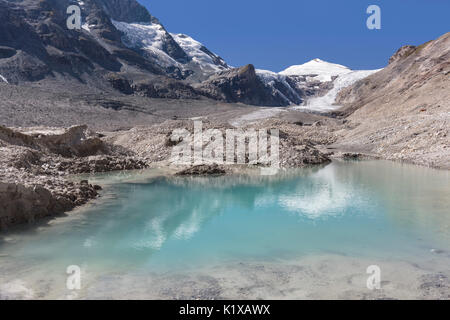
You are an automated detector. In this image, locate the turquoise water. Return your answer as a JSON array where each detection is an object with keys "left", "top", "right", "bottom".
[{"left": 1, "top": 160, "right": 449, "bottom": 281}]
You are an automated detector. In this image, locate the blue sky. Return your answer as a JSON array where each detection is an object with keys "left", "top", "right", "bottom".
[{"left": 140, "top": 0, "right": 450, "bottom": 71}]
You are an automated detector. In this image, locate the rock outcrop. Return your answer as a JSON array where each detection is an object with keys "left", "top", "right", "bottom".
[
  {"left": 0, "top": 125, "right": 147, "bottom": 230},
  {"left": 388, "top": 45, "right": 417, "bottom": 65},
  {"left": 0, "top": 180, "right": 98, "bottom": 230},
  {"left": 197, "top": 65, "right": 293, "bottom": 106},
  {"left": 1, "top": 125, "right": 105, "bottom": 157}
]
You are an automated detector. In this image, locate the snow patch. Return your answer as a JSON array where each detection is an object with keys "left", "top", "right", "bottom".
[
  {"left": 112, "top": 21, "right": 168, "bottom": 53},
  {"left": 81, "top": 23, "right": 91, "bottom": 32},
  {"left": 0, "top": 74, "right": 8, "bottom": 83}
]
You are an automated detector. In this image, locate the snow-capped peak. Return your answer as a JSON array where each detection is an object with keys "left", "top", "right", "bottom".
[
  {"left": 279, "top": 58, "right": 352, "bottom": 82},
  {"left": 255, "top": 59, "right": 382, "bottom": 110}
]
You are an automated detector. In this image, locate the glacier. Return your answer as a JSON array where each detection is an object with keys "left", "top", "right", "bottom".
[
  {"left": 256, "top": 59, "right": 381, "bottom": 111},
  {"left": 295, "top": 69, "right": 382, "bottom": 112}
]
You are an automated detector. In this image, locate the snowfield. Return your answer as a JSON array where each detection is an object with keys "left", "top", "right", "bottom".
[{"left": 280, "top": 58, "right": 352, "bottom": 82}]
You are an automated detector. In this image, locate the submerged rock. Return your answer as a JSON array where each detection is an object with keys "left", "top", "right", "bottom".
[{"left": 175, "top": 164, "right": 226, "bottom": 176}]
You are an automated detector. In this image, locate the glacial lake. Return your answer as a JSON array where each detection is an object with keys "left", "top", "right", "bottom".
[{"left": 0, "top": 160, "right": 449, "bottom": 299}]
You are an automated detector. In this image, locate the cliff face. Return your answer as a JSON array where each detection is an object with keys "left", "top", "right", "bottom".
[
  {"left": 0, "top": 124, "right": 150, "bottom": 230},
  {"left": 335, "top": 32, "right": 450, "bottom": 169}
]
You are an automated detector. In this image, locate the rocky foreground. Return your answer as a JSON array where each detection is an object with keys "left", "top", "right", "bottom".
[
  {"left": 0, "top": 125, "right": 147, "bottom": 230},
  {"left": 0, "top": 119, "right": 336, "bottom": 230}
]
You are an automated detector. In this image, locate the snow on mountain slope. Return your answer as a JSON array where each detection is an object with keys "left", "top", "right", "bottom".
[
  {"left": 170, "top": 33, "right": 228, "bottom": 73},
  {"left": 112, "top": 20, "right": 179, "bottom": 67},
  {"left": 295, "top": 69, "right": 382, "bottom": 112},
  {"left": 112, "top": 20, "right": 229, "bottom": 79},
  {"left": 280, "top": 58, "right": 352, "bottom": 82},
  {"left": 0, "top": 74, "right": 8, "bottom": 83}
]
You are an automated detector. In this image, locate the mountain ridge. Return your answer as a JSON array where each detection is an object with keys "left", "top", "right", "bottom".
[
  {"left": 333, "top": 32, "right": 450, "bottom": 169},
  {"left": 5, "top": 0, "right": 443, "bottom": 111}
]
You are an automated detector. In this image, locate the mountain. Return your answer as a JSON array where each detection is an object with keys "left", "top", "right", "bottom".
[
  {"left": 251, "top": 59, "right": 381, "bottom": 108},
  {"left": 0, "top": 0, "right": 149, "bottom": 85},
  {"left": 334, "top": 32, "right": 450, "bottom": 168},
  {"left": 0, "top": 0, "right": 380, "bottom": 107},
  {"left": 0, "top": 0, "right": 288, "bottom": 105},
  {"left": 337, "top": 33, "right": 449, "bottom": 116},
  {"left": 0, "top": 0, "right": 227, "bottom": 83}
]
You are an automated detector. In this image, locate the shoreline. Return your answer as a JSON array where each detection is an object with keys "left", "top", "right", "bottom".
[
  {"left": 1, "top": 111, "right": 449, "bottom": 231},
  {"left": 1, "top": 251, "right": 448, "bottom": 300},
  {"left": 1, "top": 157, "right": 448, "bottom": 236}
]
